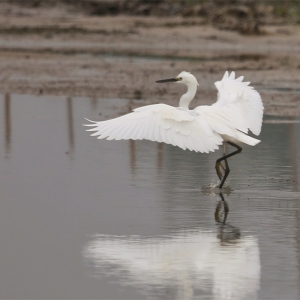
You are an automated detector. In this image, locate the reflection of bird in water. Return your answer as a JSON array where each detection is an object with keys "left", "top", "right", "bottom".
[
  {"left": 85, "top": 71, "right": 263, "bottom": 188},
  {"left": 215, "top": 192, "right": 230, "bottom": 225},
  {"left": 84, "top": 227, "right": 260, "bottom": 300},
  {"left": 214, "top": 193, "right": 241, "bottom": 243}
]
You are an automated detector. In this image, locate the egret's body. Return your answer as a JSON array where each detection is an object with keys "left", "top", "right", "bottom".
[{"left": 85, "top": 71, "right": 263, "bottom": 188}]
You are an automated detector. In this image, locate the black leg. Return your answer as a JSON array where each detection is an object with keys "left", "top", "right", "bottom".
[
  {"left": 215, "top": 143, "right": 226, "bottom": 180},
  {"left": 215, "top": 141, "right": 242, "bottom": 188},
  {"left": 215, "top": 143, "right": 229, "bottom": 180}
]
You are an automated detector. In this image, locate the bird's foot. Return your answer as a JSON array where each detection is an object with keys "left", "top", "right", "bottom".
[
  {"left": 215, "top": 179, "right": 233, "bottom": 194},
  {"left": 201, "top": 181, "right": 232, "bottom": 195}
]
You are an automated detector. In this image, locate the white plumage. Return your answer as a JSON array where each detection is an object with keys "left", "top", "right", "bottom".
[{"left": 85, "top": 71, "right": 263, "bottom": 153}]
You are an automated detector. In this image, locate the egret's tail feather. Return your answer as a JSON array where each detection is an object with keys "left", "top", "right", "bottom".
[{"left": 235, "top": 131, "right": 260, "bottom": 146}]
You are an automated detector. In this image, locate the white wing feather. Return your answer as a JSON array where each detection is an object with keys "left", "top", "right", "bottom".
[
  {"left": 213, "top": 71, "right": 264, "bottom": 135},
  {"left": 85, "top": 104, "right": 223, "bottom": 153},
  {"left": 85, "top": 71, "right": 263, "bottom": 152}
]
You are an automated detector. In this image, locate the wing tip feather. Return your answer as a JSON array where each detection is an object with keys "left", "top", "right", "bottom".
[{"left": 83, "top": 118, "right": 98, "bottom": 127}]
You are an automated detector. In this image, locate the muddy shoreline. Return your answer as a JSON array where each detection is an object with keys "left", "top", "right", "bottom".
[{"left": 0, "top": 4, "right": 299, "bottom": 116}]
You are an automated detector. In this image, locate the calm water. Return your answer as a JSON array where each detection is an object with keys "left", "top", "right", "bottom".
[{"left": 0, "top": 94, "right": 300, "bottom": 300}]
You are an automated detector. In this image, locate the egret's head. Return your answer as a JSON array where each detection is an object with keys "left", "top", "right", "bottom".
[{"left": 156, "top": 71, "right": 199, "bottom": 87}]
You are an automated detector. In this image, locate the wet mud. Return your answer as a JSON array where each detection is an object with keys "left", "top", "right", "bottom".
[{"left": 0, "top": 4, "right": 299, "bottom": 116}]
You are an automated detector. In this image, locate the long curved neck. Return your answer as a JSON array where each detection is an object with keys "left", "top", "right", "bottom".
[{"left": 179, "top": 84, "right": 197, "bottom": 109}]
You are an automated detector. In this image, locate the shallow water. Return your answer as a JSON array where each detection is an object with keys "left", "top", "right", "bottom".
[{"left": 0, "top": 94, "right": 300, "bottom": 300}]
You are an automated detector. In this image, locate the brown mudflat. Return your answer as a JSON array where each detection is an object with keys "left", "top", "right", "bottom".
[{"left": 0, "top": 3, "right": 299, "bottom": 116}]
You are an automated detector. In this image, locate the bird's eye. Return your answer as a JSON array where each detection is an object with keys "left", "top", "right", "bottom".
[{"left": 179, "top": 77, "right": 182, "bottom": 81}]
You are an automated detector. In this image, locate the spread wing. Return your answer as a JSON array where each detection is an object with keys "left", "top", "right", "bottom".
[
  {"left": 213, "top": 71, "right": 264, "bottom": 135},
  {"left": 84, "top": 104, "right": 223, "bottom": 153}
]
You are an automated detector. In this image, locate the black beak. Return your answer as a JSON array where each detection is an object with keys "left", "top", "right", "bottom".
[{"left": 156, "top": 78, "right": 178, "bottom": 83}]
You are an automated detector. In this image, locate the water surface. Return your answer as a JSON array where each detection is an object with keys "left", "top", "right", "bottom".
[{"left": 0, "top": 94, "right": 299, "bottom": 299}]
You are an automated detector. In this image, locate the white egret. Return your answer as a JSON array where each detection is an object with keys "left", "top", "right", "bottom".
[{"left": 85, "top": 71, "right": 263, "bottom": 188}]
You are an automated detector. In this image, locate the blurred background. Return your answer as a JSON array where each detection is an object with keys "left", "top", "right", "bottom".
[{"left": 0, "top": 0, "right": 299, "bottom": 116}]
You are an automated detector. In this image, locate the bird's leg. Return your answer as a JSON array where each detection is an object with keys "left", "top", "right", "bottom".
[
  {"left": 216, "top": 141, "right": 242, "bottom": 188},
  {"left": 215, "top": 143, "right": 228, "bottom": 181},
  {"left": 220, "top": 143, "right": 228, "bottom": 172}
]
